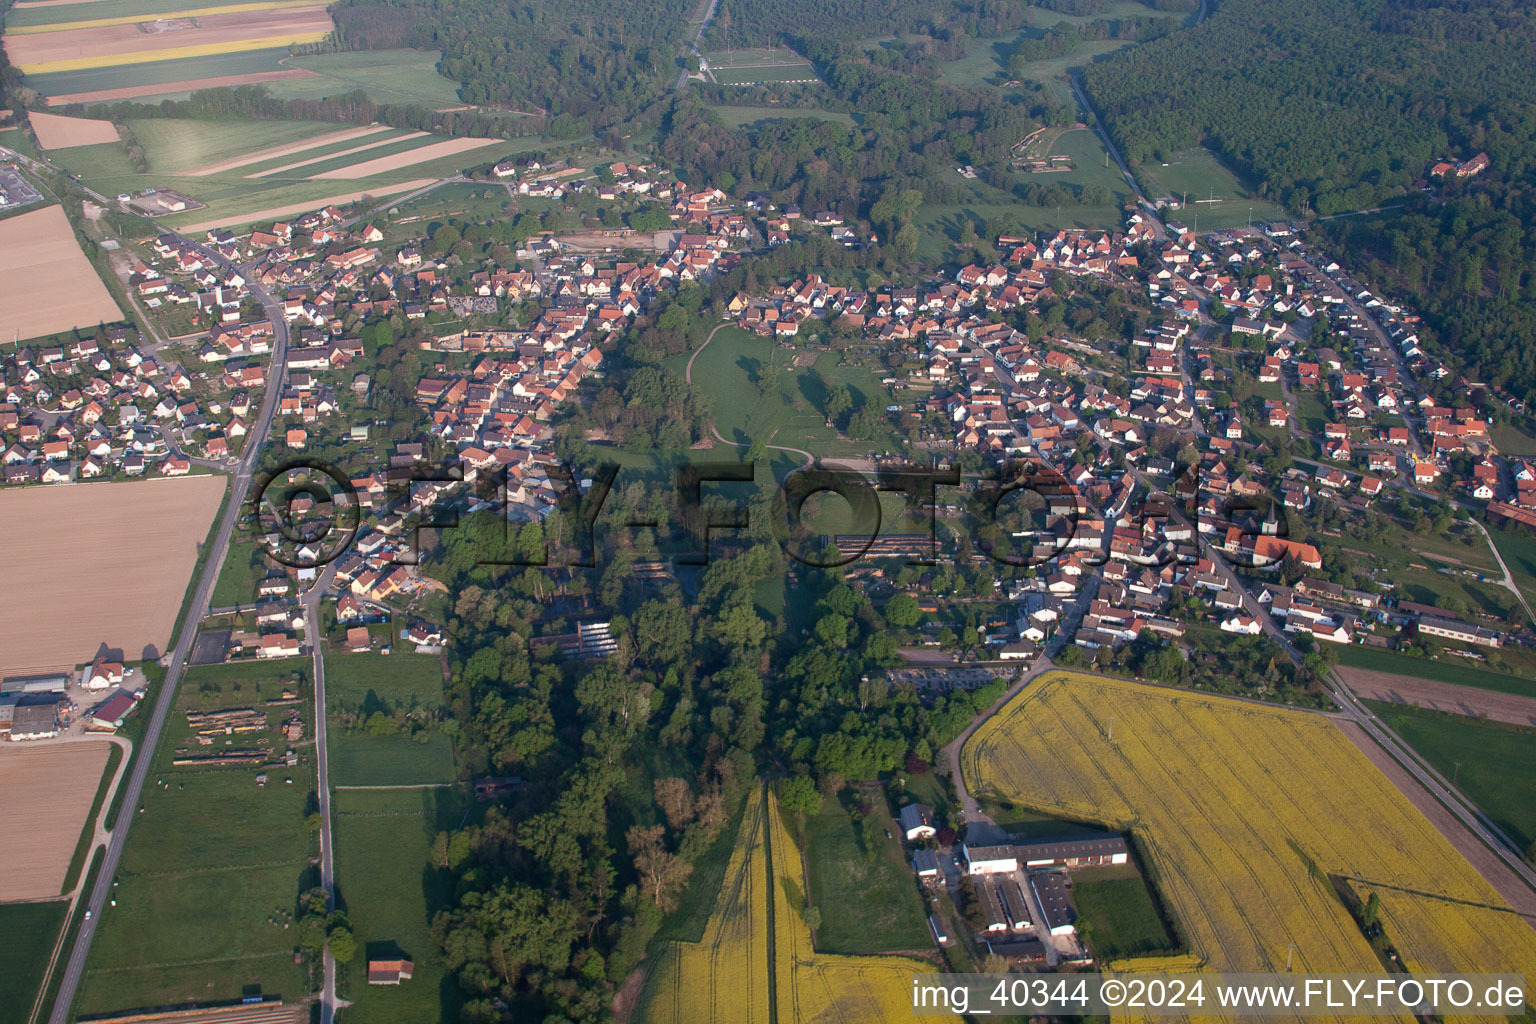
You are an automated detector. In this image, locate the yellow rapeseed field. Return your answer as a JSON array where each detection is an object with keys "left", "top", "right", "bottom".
[
  {"left": 6, "top": 0, "right": 318, "bottom": 34},
  {"left": 15, "top": 31, "right": 329, "bottom": 73},
  {"left": 963, "top": 672, "right": 1536, "bottom": 989},
  {"left": 637, "top": 788, "right": 955, "bottom": 1024}
]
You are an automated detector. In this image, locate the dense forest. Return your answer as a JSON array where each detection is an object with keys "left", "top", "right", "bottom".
[
  {"left": 327, "top": 0, "right": 682, "bottom": 133},
  {"left": 705, "top": 0, "right": 1034, "bottom": 48},
  {"left": 1081, "top": 0, "right": 1536, "bottom": 214}
]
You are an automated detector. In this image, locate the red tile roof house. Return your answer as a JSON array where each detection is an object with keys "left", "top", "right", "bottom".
[{"left": 367, "top": 958, "right": 414, "bottom": 985}]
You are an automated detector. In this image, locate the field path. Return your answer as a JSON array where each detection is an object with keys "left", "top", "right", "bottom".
[
  {"left": 1337, "top": 719, "right": 1536, "bottom": 917},
  {"left": 1337, "top": 667, "right": 1536, "bottom": 727},
  {"left": 1468, "top": 517, "right": 1536, "bottom": 622}
]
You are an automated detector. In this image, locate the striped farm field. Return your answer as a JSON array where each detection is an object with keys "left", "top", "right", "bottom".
[
  {"left": 308, "top": 135, "right": 501, "bottom": 179},
  {"left": 636, "top": 787, "right": 950, "bottom": 1024},
  {"left": 21, "top": 44, "right": 291, "bottom": 97},
  {"left": 963, "top": 673, "right": 1536, "bottom": 990},
  {"left": 170, "top": 177, "right": 432, "bottom": 231},
  {"left": 250, "top": 129, "right": 430, "bottom": 177},
  {"left": 5, "top": 0, "right": 317, "bottom": 32},
  {"left": 3, "top": 4, "right": 333, "bottom": 74},
  {"left": 129, "top": 117, "right": 357, "bottom": 174}
]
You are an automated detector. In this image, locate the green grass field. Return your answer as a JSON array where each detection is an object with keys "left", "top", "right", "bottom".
[
  {"left": 211, "top": 534, "right": 272, "bottom": 608},
  {"left": 252, "top": 131, "right": 445, "bottom": 180},
  {"left": 238, "top": 50, "right": 463, "bottom": 107},
  {"left": 325, "top": 650, "right": 444, "bottom": 714},
  {"left": 1141, "top": 148, "right": 1288, "bottom": 231},
  {"left": 1071, "top": 867, "right": 1177, "bottom": 960},
  {"left": 1364, "top": 702, "right": 1536, "bottom": 851},
  {"left": 706, "top": 103, "right": 855, "bottom": 129},
  {"left": 1491, "top": 422, "right": 1536, "bottom": 457},
  {"left": 1487, "top": 524, "right": 1536, "bottom": 611},
  {"left": 916, "top": 131, "right": 1131, "bottom": 260},
  {"left": 332, "top": 787, "right": 470, "bottom": 1021},
  {"left": 77, "top": 664, "right": 316, "bottom": 1016},
  {"left": 799, "top": 794, "right": 931, "bottom": 954},
  {"left": 329, "top": 731, "right": 456, "bottom": 787},
  {"left": 712, "top": 63, "right": 822, "bottom": 84},
  {"left": 670, "top": 326, "right": 904, "bottom": 459},
  {"left": 0, "top": 901, "right": 68, "bottom": 1024},
  {"left": 129, "top": 117, "right": 341, "bottom": 174},
  {"left": 1337, "top": 645, "right": 1536, "bottom": 700}
]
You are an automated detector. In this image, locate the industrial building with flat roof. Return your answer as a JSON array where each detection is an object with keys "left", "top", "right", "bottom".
[{"left": 961, "top": 833, "right": 1129, "bottom": 875}]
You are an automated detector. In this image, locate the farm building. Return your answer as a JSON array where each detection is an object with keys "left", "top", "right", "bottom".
[
  {"left": 975, "top": 877, "right": 1009, "bottom": 933},
  {"left": 8, "top": 696, "right": 61, "bottom": 740},
  {"left": 367, "top": 958, "right": 414, "bottom": 985},
  {"left": 985, "top": 937, "right": 1047, "bottom": 964},
  {"left": 961, "top": 843, "right": 1019, "bottom": 875},
  {"left": 85, "top": 656, "right": 124, "bottom": 690},
  {"left": 1, "top": 673, "right": 69, "bottom": 694},
  {"left": 87, "top": 689, "right": 139, "bottom": 730},
  {"left": 912, "top": 848, "right": 941, "bottom": 881},
  {"left": 1015, "top": 834, "right": 1129, "bottom": 869},
  {"left": 900, "top": 802, "right": 936, "bottom": 841},
  {"left": 1030, "top": 872, "right": 1077, "bottom": 936},
  {"left": 928, "top": 913, "right": 950, "bottom": 947}
]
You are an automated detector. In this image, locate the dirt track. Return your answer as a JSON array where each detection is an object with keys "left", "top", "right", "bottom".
[
  {"left": 1337, "top": 720, "right": 1536, "bottom": 917},
  {"left": 0, "top": 475, "right": 224, "bottom": 677},
  {"left": 175, "top": 178, "right": 433, "bottom": 231},
  {"left": 310, "top": 135, "right": 500, "bottom": 179},
  {"left": 0, "top": 742, "right": 111, "bottom": 900},
  {"left": 47, "top": 68, "right": 318, "bottom": 106},
  {"left": 0, "top": 205, "right": 123, "bottom": 343},
  {"left": 1338, "top": 666, "right": 1536, "bottom": 727},
  {"left": 27, "top": 110, "right": 119, "bottom": 148}
]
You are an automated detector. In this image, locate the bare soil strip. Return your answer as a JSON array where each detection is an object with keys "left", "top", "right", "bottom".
[
  {"left": 4, "top": 7, "right": 333, "bottom": 68},
  {"left": 1338, "top": 667, "right": 1536, "bottom": 728},
  {"left": 0, "top": 475, "right": 224, "bottom": 677},
  {"left": 27, "top": 109, "right": 120, "bottom": 148},
  {"left": 1336, "top": 720, "right": 1536, "bottom": 916},
  {"left": 309, "top": 135, "right": 500, "bottom": 179},
  {"left": 0, "top": 742, "right": 111, "bottom": 900},
  {"left": 175, "top": 178, "right": 432, "bottom": 230},
  {"left": 0, "top": 205, "right": 123, "bottom": 342},
  {"left": 46, "top": 68, "right": 318, "bottom": 106},
  {"left": 251, "top": 130, "right": 429, "bottom": 177},
  {"left": 180, "top": 123, "right": 389, "bottom": 175}
]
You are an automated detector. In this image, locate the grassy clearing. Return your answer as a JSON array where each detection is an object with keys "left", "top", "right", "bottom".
[
  {"left": 1336, "top": 645, "right": 1536, "bottom": 700},
  {"left": 324, "top": 650, "right": 444, "bottom": 714},
  {"left": 78, "top": 663, "right": 316, "bottom": 1016},
  {"left": 706, "top": 103, "right": 854, "bottom": 129},
  {"left": 799, "top": 793, "right": 931, "bottom": 954},
  {"left": 130, "top": 117, "right": 340, "bottom": 174},
  {"left": 1072, "top": 867, "right": 1177, "bottom": 960},
  {"left": 210, "top": 533, "right": 271, "bottom": 607},
  {"left": 263, "top": 49, "right": 464, "bottom": 107},
  {"left": 329, "top": 732, "right": 456, "bottom": 787},
  {"left": 1141, "top": 148, "right": 1288, "bottom": 230},
  {"left": 1487, "top": 524, "right": 1536, "bottom": 610},
  {"left": 333, "top": 786, "right": 470, "bottom": 1023},
  {"left": 1364, "top": 701, "right": 1536, "bottom": 851},
  {"left": 916, "top": 133, "right": 1130, "bottom": 261},
  {"left": 1491, "top": 421, "right": 1536, "bottom": 457},
  {"left": 0, "top": 900, "right": 68, "bottom": 1024}
]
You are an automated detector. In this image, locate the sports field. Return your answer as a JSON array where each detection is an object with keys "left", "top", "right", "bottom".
[
  {"left": 332, "top": 787, "right": 469, "bottom": 1024},
  {"left": 0, "top": 203, "right": 122, "bottom": 343},
  {"left": 75, "top": 661, "right": 315, "bottom": 1017},
  {"left": 0, "top": 475, "right": 224, "bottom": 677},
  {"left": 637, "top": 787, "right": 951, "bottom": 1024},
  {"left": 1141, "top": 148, "right": 1287, "bottom": 230},
  {"left": 963, "top": 672, "right": 1536, "bottom": 983},
  {"left": 0, "top": 742, "right": 112, "bottom": 899},
  {"left": 704, "top": 47, "right": 820, "bottom": 86}
]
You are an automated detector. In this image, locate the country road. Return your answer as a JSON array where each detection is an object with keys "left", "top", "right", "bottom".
[
  {"left": 302, "top": 564, "right": 342, "bottom": 1024},
  {"left": 46, "top": 234, "right": 294, "bottom": 1024}
]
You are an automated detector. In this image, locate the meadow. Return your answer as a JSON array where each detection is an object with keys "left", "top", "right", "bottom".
[
  {"left": 1336, "top": 644, "right": 1536, "bottom": 699},
  {"left": 799, "top": 793, "right": 931, "bottom": 954},
  {"left": 0, "top": 901, "right": 68, "bottom": 1024},
  {"left": 1141, "top": 148, "right": 1288, "bottom": 231},
  {"left": 324, "top": 648, "right": 454, "bottom": 787},
  {"left": 332, "top": 786, "right": 470, "bottom": 1023},
  {"left": 1364, "top": 701, "right": 1536, "bottom": 852},
  {"left": 1071, "top": 866, "right": 1177, "bottom": 960},
  {"left": 637, "top": 787, "right": 950, "bottom": 1024},
  {"left": 76, "top": 661, "right": 317, "bottom": 1016},
  {"left": 962, "top": 672, "right": 1536, "bottom": 982}
]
